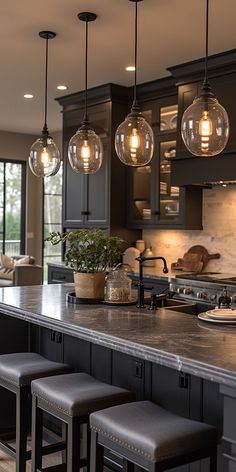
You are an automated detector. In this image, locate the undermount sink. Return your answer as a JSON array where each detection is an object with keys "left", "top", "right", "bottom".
[{"left": 144, "top": 295, "right": 196, "bottom": 314}]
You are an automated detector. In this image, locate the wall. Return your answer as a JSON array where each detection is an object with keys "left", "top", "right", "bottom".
[
  {"left": 0, "top": 130, "right": 62, "bottom": 265},
  {"left": 143, "top": 186, "right": 236, "bottom": 274}
]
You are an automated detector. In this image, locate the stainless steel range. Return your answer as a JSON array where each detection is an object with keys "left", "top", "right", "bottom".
[{"left": 169, "top": 273, "right": 236, "bottom": 312}]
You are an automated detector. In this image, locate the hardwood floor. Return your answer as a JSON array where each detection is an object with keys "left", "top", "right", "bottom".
[{"left": 0, "top": 436, "right": 63, "bottom": 472}]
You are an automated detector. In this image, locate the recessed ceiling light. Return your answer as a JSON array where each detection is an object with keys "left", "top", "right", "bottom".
[
  {"left": 24, "top": 93, "right": 34, "bottom": 99},
  {"left": 126, "top": 66, "right": 136, "bottom": 72},
  {"left": 57, "top": 85, "right": 68, "bottom": 91}
]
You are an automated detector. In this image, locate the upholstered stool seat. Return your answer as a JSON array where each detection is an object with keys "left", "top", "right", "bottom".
[
  {"left": 0, "top": 352, "right": 72, "bottom": 387},
  {"left": 90, "top": 400, "right": 218, "bottom": 472},
  {"left": 0, "top": 352, "right": 72, "bottom": 472},
  {"left": 31, "top": 372, "right": 134, "bottom": 472}
]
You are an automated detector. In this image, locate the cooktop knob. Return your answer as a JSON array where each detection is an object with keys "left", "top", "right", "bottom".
[
  {"left": 183, "top": 287, "right": 193, "bottom": 295},
  {"left": 197, "top": 291, "right": 207, "bottom": 299},
  {"left": 176, "top": 287, "right": 184, "bottom": 294}
]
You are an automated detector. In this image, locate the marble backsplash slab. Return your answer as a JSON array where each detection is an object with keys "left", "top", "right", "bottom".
[{"left": 143, "top": 186, "right": 236, "bottom": 274}]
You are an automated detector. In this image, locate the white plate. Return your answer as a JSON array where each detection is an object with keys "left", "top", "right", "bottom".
[
  {"left": 206, "top": 309, "right": 236, "bottom": 320},
  {"left": 198, "top": 312, "right": 236, "bottom": 324}
]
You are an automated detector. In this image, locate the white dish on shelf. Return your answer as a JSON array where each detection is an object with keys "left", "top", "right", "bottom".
[
  {"left": 198, "top": 312, "right": 236, "bottom": 324},
  {"left": 206, "top": 309, "right": 236, "bottom": 320},
  {"left": 170, "top": 114, "right": 178, "bottom": 129}
]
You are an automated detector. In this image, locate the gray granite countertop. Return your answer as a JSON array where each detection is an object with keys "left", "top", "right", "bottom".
[{"left": 0, "top": 284, "right": 236, "bottom": 388}]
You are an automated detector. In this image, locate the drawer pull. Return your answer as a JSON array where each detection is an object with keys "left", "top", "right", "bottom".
[{"left": 81, "top": 210, "right": 90, "bottom": 216}]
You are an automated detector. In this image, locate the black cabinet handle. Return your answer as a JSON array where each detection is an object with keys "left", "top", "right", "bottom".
[
  {"left": 178, "top": 372, "right": 189, "bottom": 389},
  {"left": 153, "top": 211, "right": 160, "bottom": 216},
  {"left": 81, "top": 210, "right": 90, "bottom": 216},
  {"left": 50, "top": 331, "right": 56, "bottom": 342},
  {"left": 56, "top": 332, "right": 62, "bottom": 344}
]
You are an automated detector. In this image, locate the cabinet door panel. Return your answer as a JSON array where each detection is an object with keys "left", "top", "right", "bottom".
[
  {"left": 176, "top": 82, "right": 199, "bottom": 159},
  {"left": 112, "top": 351, "right": 145, "bottom": 400},
  {"left": 38, "top": 327, "right": 63, "bottom": 362},
  {"left": 64, "top": 335, "right": 91, "bottom": 373},
  {"left": 210, "top": 73, "right": 236, "bottom": 154},
  {"left": 91, "top": 344, "right": 112, "bottom": 383},
  {"left": 86, "top": 142, "right": 109, "bottom": 226},
  {"left": 63, "top": 125, "right": 86, "bottom": 227}
]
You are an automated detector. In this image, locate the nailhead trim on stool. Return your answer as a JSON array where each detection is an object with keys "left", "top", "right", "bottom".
[
  {"left": 31, "top": 372, "right": 135, "bottom": 472},
  {"left": 89, "top": 401, "right": 218, "bottom": 472},
  {"left": 0, "top": 352, "right": 72, "bottom": 472}
]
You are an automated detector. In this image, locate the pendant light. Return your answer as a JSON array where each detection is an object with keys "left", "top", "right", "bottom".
[
  {"left": 181, "top": 0, "right": 229, "bottom": 157},
  {"left": 68, "top": 12, "right": 103, "bottom": 174},
  {"left": 29, "top": 31, "right": 61, "bottom": 178},
  {"left": 115, "top": 0, "right": 154, "bottom": 167}
]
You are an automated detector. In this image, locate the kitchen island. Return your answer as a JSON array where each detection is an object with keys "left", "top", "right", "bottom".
[{"left": 0, "top": 284, "right": 236, "bottom": 471}]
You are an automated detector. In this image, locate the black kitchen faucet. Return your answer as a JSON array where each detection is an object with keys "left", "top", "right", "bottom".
[{"left": 136, "top": 253, "right": 168, "bottom": 308}]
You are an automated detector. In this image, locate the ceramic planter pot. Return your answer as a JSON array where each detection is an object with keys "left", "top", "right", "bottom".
[{"left": 73, "top": 272, "right": 106, "bottom": 299}]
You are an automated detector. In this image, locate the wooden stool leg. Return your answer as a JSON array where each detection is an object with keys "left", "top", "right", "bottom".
[
  {"left": 123, "top": 459, "right": 135, "bottom": 472},
  {"left": 15, "top": 388, "right": 29, "bottom": 472},
  {"left": 61, "top": 422, "right": 67, "bottom": 463},
  {"left": 31, "top": 395, "right": 43, "bottom": 472},
  {"left": 210, "top": 447, "right": 218, "bottom": 472},
  {"left": 67, "top": 417, "right": 81, "bottom": 472},
  {"left": 90, "top": 431, "right": 104, "bottom": 472},
  {"left": 87, "top": 423, "right": 91, "bottom": 472}
]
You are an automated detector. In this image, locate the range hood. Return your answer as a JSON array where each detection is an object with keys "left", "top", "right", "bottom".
[{"left": 171, "top": 153, "right": 236, "bottom": 187}]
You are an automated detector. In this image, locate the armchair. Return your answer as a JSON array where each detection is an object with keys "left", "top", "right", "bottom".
[{"left": 0, "top": 255, "right": 43, "bottom": 287}]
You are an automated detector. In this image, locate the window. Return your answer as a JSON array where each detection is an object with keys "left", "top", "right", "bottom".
[
  {"left": 0, "top": 160, "right": 26, "bottom": 256},
  {"left": 43, "top": 164, "right": 63, "bottom": 280}
]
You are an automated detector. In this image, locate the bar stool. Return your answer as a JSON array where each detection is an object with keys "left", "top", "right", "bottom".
[
  {"left": 90, "top": 400, "right": 218, "bottom": 472},
  {"left": 31, "top": 372, "right": 134, "bottom": 472},
  {"left": 0, "top": 352, "right": 72, "bottom": 472}
]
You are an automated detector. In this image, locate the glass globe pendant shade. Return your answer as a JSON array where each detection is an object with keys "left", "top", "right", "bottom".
[
  {"left": 115, "top": 112, "right": 154, "bottom": 166},
  {"left": 29, "top": 135, "right": 61, "bottom": 177},
  {"left": 68, "top": 126, "right": 103, "bottom": 174},
  {"left": 181, "top": 93, "right": 229, "bottom": 157}
]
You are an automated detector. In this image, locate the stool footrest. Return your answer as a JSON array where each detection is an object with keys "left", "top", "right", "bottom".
[
  {"left": 0, "top": 439, "right": 16, "bottom": 458},
  {"left": 37, "top": 458, "right": 87, "bottom": 472},
  {"left": 36, "top": 466, "right": 66, "bottom": 472},
  {"left": 42, "top": 441, "right": 66, "bottom": 456}
]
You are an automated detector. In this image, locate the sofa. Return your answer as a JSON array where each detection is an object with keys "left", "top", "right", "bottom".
[{"left": 0, "top": 254, "right": 43, "bottom": 287}]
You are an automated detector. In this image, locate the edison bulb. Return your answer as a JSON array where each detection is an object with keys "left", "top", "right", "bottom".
[
  {"left": 115, "top": 113, "right": 154, "bottom": 166},
  {"left": 68, "top": 128, "right": 103, "bottom": 174},
  {"left": 181, "top": 95, "right": 229, "bottom": 157},
  {"left": 29, "top": 136, "right": 61, "bottom": 177}
]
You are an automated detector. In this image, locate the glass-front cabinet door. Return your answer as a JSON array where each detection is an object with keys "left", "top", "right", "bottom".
[
  {"left": 127, "top": 97, "right": 181, "bottom": 227},
  {"left": 127, "top": 106, "right": 158, "bottom": 226}
]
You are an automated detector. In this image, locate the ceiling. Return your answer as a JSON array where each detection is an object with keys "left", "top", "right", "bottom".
[{"left": 1, "top": 0, "right": 235, "bottom": 135}]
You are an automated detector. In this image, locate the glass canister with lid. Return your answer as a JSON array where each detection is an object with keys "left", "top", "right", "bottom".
[{"left": 104, "top": 264, "right": 132, "bottom": 303}]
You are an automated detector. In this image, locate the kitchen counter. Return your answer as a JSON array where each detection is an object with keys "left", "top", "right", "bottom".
[
  {"left": 48, "top": 260, "right": 182, "bottom": 281},
  {"left": 0, "top": 284, "right": 236, "bottom": 388}
]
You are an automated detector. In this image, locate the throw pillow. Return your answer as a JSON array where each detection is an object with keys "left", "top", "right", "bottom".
[
  {"left": 14, "top": 256, "right": 30, "bottom": 266},
  {"left": 0, "top": 253, "right": 14, "bottom": 270}
]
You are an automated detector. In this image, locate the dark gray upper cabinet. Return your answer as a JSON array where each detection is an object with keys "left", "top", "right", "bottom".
[
  {"left": 169, "top": 49, "right": 236, "bottom": 185},
  {"left": 126, "top": 84, "right": 202, "bottom": 229},
  {"left": 56, "top": 84, "right": 141, "bottom": 245}
]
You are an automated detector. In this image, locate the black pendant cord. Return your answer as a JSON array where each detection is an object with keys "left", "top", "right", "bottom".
[
  {"left": 133, "top": 0, "right": 138, "bottom": 106},
  {"left": 204, "top": 0, "right": 209, "bottom": 85},
  {"left": 43, "top": 35, "right": 49, "bottom": 135},
  {"left": 84, "top": 20, "right": 89, "bottom": 124}
]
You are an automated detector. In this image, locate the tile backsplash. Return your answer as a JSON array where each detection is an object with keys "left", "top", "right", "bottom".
[{"left": 143, "top": 186, "right": 236, "bottom": 274}]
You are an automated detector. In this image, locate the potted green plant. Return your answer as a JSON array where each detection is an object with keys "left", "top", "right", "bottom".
[{"left": 46, "top": 228, "right": 125, "bottom": 299}]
